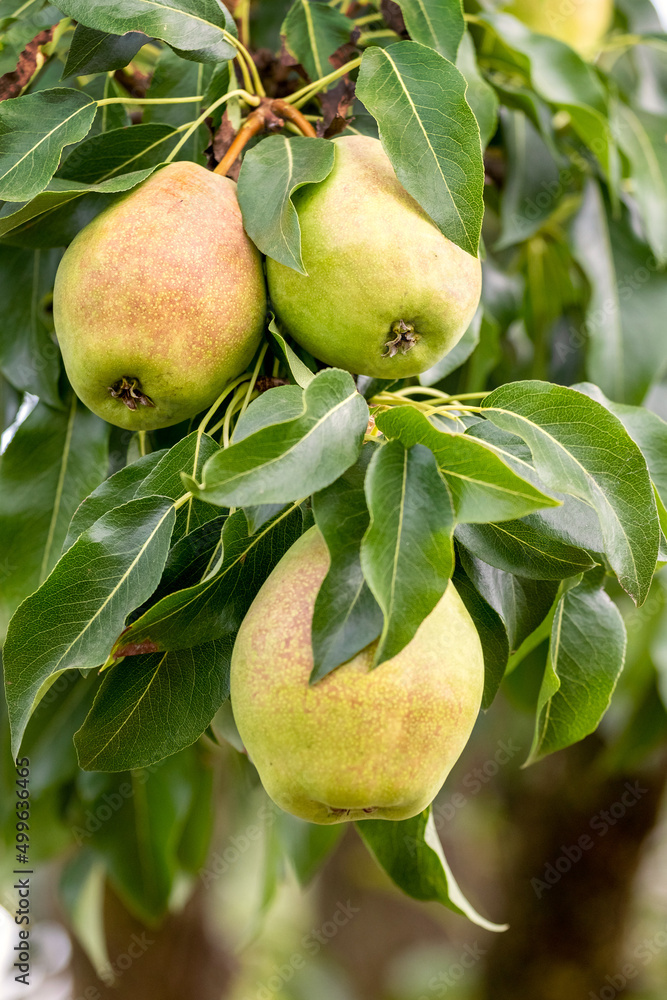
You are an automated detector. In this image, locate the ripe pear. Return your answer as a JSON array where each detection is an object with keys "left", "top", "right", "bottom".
[
  {"left": 266, "top": 135, "right": 482, "bottom": 379},
  {"left": 503, "top": 0, "right": 613, "bottom": 57},
  {"left": 231, "top": 526, "right": 484, "bottom": 825},
  {"left": 53, "top": 162, "right": 266, "bottom": 431}
]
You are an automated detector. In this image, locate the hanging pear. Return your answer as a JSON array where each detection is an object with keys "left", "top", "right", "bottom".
[
  {"left": 266, "top": 135, "right": 482, "bottom": 379},
  {"left": 231, "top": 527, "right": 484, "bottom": 825},
  {"left": 53, "top": 161, "right": 266, "bottom": 430}
]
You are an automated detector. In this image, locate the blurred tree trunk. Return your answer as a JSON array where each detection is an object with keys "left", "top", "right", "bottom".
[
  {"left": 482, "top": 735, "right": 667, "bottom": 1000},
  {"left": 67, "top": 883, "right": 234, "bottom": 1000}
]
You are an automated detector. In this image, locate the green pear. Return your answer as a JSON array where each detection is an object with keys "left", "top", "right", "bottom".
[
  {"left": 53, "top": 161, "right": 266, "bottom": 431},
  {"left": 266, "top": 135, "right": 482, "bottom": 379},
  {"left": 503, "top": 0, "right": 613, "bottom": 57},
  {"left": 231, "top": 526, "right": 484, "bottom": 825}
]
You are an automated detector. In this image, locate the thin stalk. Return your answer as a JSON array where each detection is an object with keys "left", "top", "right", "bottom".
[
  {"left": 239, "top": 342, "right": 269, "bottom": 420},
  {"left": 164, "top": 88, "right": 260, "bottom": 163},
  {"left": 97, "top": 95, "right": 203, "bottom": 107},
  {"left": 358, "top": 29, "right": 398, "bottom": 44},
  {"left": 354, "top": 12, "right": 384, "bottom": 26},
  {"left": 138, "top": 430, "right": 147, "bottom": 457},
  {"left": 196, "top": 375, "right": 251, "bottom": 438},
  {"left": 221, "top": 385, "right": 250, "bottom": 447},
  {"left": 598, "top": 32, "right": 641, "bottom": 51},
  {"left": 234, "top": 45, "right": 254, "bottom": 93},
  {"left": 224, "top": 30, "right": 266, "bottom": 97},
  {"left": 391, "top": 386, "right": 453, "bottom": 399},
  {"left": 173, "top": 492, "right": 193, "bottom": 511},
  {"left": 286, "top": 57, "right": 362, "bottom": 108},
  {"left": 237, "top": 0, "right": 251, "bottom": 48}
]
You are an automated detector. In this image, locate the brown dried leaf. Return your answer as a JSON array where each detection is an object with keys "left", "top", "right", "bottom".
[
  {"left": 0, "top": 28, "right": 53, "bottom": 102},
  {"left": 380, "top": 0, "right": 407, "bottom": 35},
  {"left": 317, "top": 77, "right": 356, "bottom": 138},
  {"left": 113, "top": 639, "right": 160, "bottom": 657},
  {"left": 206, "top": 108, "right": 239, "bottom": 176},
  {"left": 328, "top": 29, "right": 360, "bottom": 71}
]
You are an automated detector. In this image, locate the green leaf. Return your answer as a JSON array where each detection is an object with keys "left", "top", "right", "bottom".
[
  {"left": 146, "top": 514, "right": 226, "bottom": 606},
  {"left": 571, "top": 180, "right": 667, "bottom": 404},
  {"left": 356, "top": 40, "right": 484, "bottom": 256},
  {"left": 0, "top": 0, "right": 45, "bottom": 24},
  {"left": 465, "top": 421, "right": 605, "bottom": 556},
  {"left": 457, "top": 545, "right": 559, "bottom": 653},
  {"left": 482, "top": 381, "right": 660, "bottom": 604},
  {"left": 0, "top": 245, "right": 62, "bottom": 403},
  {"left": 394, "top": 0, "right": 464, "bottom": 61},
  {"left": 233, "top": 384, "right": 305, "bottom": 439},
  {"left": 452, "top": 561, "right": 509, "bottom": 710},
  {"left": 0, "top": 169, "right": 160, "bottom": 242},
  {"left": 357, "top": 808, "right": 507, "bottom": 931},
  {"left": 361, "top": 441, "right": 454, "bottom": 665},
  {"left": 64, "top": 450, "right": 168, "bottom": 553},
  {"left": 62, "top": 25, "right": 147, "bottom": 78},
  {"left": 85, "top": 752, "right": 197, "bottom": 923},
  {"left": 55, "top": 0, "right": 238, "bottom": 63},
  {"left": 74, "top": 638, "right": 232, "bottom": 771},
  {"left": 57, "top": 124, "right": 180, "bottom": 184},
  {"left": 189, "top": 369, "right": 368, "bottom": 507},
  {"left": 4, "top": 495, "right": 176, "bottom": 756},
  {"left": 237, "top": 135, "right": 335, "bottom": 274},
  {"left": 0, "top": 88, "right": 97, "bottom": 202},
  {"left": 574, "top": 383, "right": 667, "bottom": 509},
  {"left": 112, "top": 505, "right": 303, "bottom": 655},
  {"left": 456, "top": 31, "right": 497, "bottom": 149},
  {"left": 527, "top": 576, "right": 626, "bottom": 765},
  {"left": 455, "top": 520, "right": 596, "bottom": 580},
  {"left": 480, "top": 12, "right": 615, "bottom": 179},
  {"left": 0, "top": 396, "right": 109, "bottom": 640},
  {"left": 276, "top": 812, "right": 344, "bottom": 886},
  {"left": 613, "top": 101, "right": 667, "bottom": 265},
  {"left": 496, "top": 108, "right": 562, "bottom": 250},
  {"left": 142, "top": 47, "right": 210, "bottom": 162},
  {"left": 267, "top": 319, "right": 316, "bottom": 388},
  {"left": 281, "top": 0, "right": 354, "bottom": 84},
  {"left": 376, "top": 406, "right": 559, "bottom": 523},
  {"left": 311, "top": 443, "right": 383, "bottom": 681},
  {"left": 134, "top": 431, "right": 220, "bottom": 542}
]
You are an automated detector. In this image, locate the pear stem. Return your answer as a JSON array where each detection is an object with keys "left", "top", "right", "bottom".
[
  {"left": 285, "top": 57, "right": 363, "bottom": 109},
  {"left": 214, "top": 108, "right": 267, "bottom": 175},
  {"left": 270, "top": 100, "right": 318, "bottom": 138}
]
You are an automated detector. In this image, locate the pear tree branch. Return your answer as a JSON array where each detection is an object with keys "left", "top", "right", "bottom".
[{"left": 213, "top": 98, "right": 317, "bottom": 177}]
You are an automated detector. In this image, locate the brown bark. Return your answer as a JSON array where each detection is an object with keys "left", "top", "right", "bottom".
[
  {"left": 482, "top": 735, "right": 667, "bottom": 1000},
  {"left": 68, "top": 883, "right": 234, "bottom": 1000}
]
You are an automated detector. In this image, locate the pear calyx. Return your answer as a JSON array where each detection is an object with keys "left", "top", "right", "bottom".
[
  {"left": 108, "top": 376, "right": 155, "bottom": 411},
  {"left": 382, "top": 319, "right": 419, "bottom": 358}
]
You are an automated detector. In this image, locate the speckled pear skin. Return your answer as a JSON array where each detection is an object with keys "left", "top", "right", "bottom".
[
  {"left": 266, "top": 135, "right": 482, "bottom": 379},
  {"left": 503, "top": 0, "right": 612, "bottom": 56},
  {"left": 231, "top": 526, "right": 484, "bottom": 825},
  {"left": 53, "top": 162, "right": 266, "bottom": 430}
]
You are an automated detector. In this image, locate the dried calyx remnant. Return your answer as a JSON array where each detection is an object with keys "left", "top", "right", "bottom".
[
  {"left": 108, "top": 376, "right": 155, "bottom": 410},
  {"left": 382, "top": 319, "right": 419, "bottom": 358}
]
